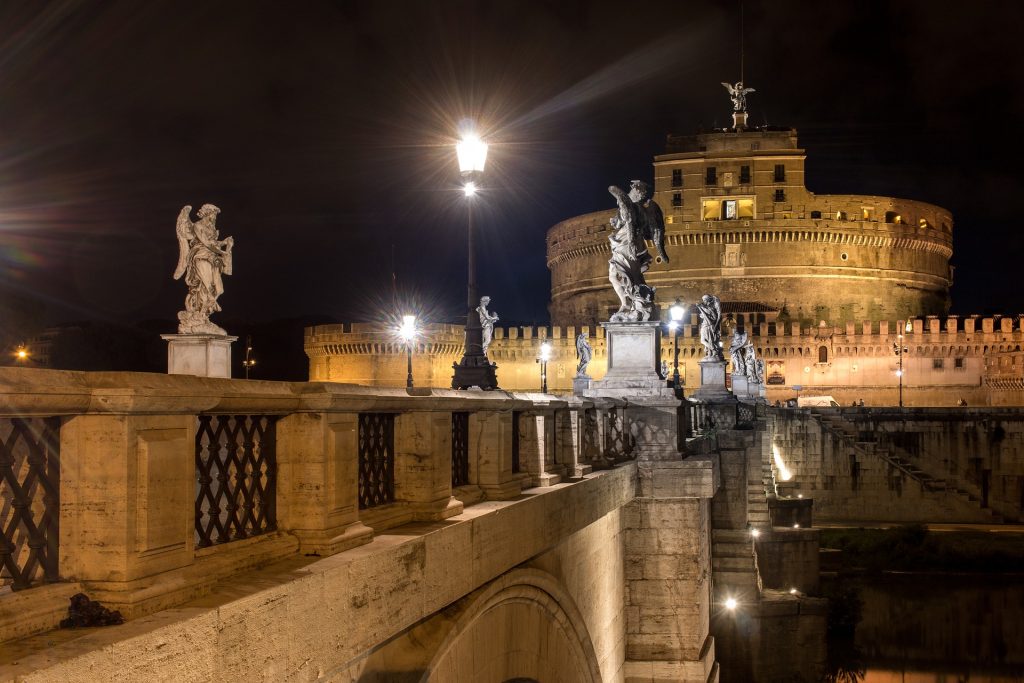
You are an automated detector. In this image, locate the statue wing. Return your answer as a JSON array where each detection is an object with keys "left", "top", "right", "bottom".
[
  {"left": 721, "top": 82, "right": 736, "bottom": 95},
  {"left": 643, "top": 201, "right": 669, "bottom": 263},
  {"left": 173, "top": 205, "right": 193, "bottom": 280},
  {"left": 744, "top": 87, "right": 756, "bottom": 95}
]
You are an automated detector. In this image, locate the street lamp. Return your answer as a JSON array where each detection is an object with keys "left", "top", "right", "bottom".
[
  {"left": 14, "top": 345, "right": 29, "bottom": 362},
  {"left": 399, "top": 314, "right": 417, "bottom": 389},
  {"left": 893, "top": 319, "right": 913, "bottom": 407},
  {"left": 242, "top": 335, "right": 256, "bottom": 379},
  {"left": 668, "top": 299, "right": 686, "bottom": 390},
  {"left": 451, "top": 126, "right": 498, "bottom": 390},
  {"left": 537, "top": 341, "right": 552, "bottom": 393}
]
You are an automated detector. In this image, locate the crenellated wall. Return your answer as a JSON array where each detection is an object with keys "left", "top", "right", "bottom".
[{"left": 305, "top": 314, "right": 1024, "bottom": 406}]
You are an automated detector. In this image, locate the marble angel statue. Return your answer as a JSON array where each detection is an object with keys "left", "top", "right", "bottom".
[{"left": 173, "top": 204, "right": 233, "bottom": 335}]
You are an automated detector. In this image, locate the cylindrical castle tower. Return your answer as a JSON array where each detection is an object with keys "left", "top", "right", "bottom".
[{"left": 548, "top": 127, "right": 953, "bottom": 327}]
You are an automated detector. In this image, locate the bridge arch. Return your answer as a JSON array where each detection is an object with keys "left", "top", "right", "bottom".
[{"left": 424, "top": 568, "right": 603, "bottom": 683}]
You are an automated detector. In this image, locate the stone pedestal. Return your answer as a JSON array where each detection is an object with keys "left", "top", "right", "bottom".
[
  {"left": 733, "top": 110, "right": 748, "bottom": 130},
  {"left": 731, "top": 373, "right": 748, "bottom": 398},
  {"left": 693, "top": 359, "right": 730, "bottom": 400},
  {"left": 161, "top": 334, "right": 236, "bottom": 379},
  {"left": 572, "top": 375, "right": 592, "bottom": 396},
  {"left": 588, "top": 321, "right": 682, "bottom": 461},
  {"left": 592, "top": 321, "right": 670, "bottom": 398}
]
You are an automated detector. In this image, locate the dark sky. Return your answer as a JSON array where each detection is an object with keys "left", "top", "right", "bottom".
[{"left": 1, "top": 0, "right": 1021, "bottom": 334}]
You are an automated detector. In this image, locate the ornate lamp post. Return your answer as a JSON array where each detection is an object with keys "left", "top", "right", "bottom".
[
  {"left": 451, "top": 127, "right": 498, "bottom": 390},
  {"left": 399, "top": 314, "right": 416, "bottom": 389},
  {"left": 893, "top": 320, "right": 912, "bottom": 407},
  {"left": 668, "top": 300, "right": 686, "bottom": 390},
  {"left": 537, "top": 341, "right": 551, "bottom": 393},
  {"left": 242, "top": 335, "right": 256, "bottom": 379}
]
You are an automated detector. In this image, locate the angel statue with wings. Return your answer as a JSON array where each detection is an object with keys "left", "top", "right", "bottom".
[
  {"left": 607, "top": 180, "right": 669, "bottom": 323},
  {"left": 721, "top": 81, "right": 755, "bottom": 112},
  {"left": 173, "top": 204, "right": 234, "bottom": 335}
]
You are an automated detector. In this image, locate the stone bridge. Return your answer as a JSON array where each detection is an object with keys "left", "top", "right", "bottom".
[{"left": 0, "top": 368, "right": 823, "bottom": 682}]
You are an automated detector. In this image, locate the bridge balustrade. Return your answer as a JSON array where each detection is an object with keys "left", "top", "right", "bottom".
[{"left": 0, "top": 367, "right": 629, "bottom": 644}]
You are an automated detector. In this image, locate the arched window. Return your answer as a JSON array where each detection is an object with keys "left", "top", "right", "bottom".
[{"left": 818, "top": 345, "right": 828, "bottom": 364}]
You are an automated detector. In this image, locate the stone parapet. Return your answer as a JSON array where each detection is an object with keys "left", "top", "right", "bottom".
[{"left": 0, "top": 368, "right": 623, "bottom": 644}]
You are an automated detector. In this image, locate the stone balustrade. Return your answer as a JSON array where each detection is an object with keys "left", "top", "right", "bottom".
[{"left": 0, "top": 367, "right": 693, "bottom": 644}]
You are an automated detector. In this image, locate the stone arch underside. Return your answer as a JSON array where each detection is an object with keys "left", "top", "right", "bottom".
[{"left": 338, "top": 568, "right": 603, "bottom": 683}]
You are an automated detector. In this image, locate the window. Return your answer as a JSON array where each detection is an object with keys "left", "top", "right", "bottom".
[
  {"left": 672, "top": 192, "right": 682, "bottom": 207},
  {"left": 774, "top": 164, "right": 786, "bottom": 182},
  {"left": 810, "top": 210, "right": 822, "bottom": 219},
  {"left": 705, "top": 166, "right": 717, "bottom": 185},
  {"left": 919, "top": 218, "right": 932, "bottom": 229},
  {"left": 774, "top": 189, "right": 786, "bottom": 202},
  {"left": 862, "top": 207, "right": 875, "bottom": 221},
  {"left": 739, "top": 165, "right": 751, "bottom": 184},
  {"left": 885, "top": 211, "right": 902, "bottom": 224},
  {"left": 723, "top": 199, "right": 737, "bottom": 220},
  {"left": 818, "top": 346, "right": 828, "bottom": 364},
  {"left": 932, "top": 358, "right": 944, "bottom": 370},
  {"left": 671, "top": 169, "right": 682, "bottom": 187},
  {"left": 836, "top": 211, "right": 848, "bottom": 221},
  {"left": 954, "top": 357, "right": 965, "bottom": 370}
]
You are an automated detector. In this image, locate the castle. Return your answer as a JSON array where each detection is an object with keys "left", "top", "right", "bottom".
[{"left": 305, "top": 97, "right": 1023, "bottom": 407}]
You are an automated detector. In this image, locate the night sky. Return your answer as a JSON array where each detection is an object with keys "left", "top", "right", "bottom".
[{"left": 1, "top": 0, "right": 1022, "bottom": 340}]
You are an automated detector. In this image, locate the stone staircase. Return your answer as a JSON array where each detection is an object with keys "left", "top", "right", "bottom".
[
  {"left": 711, "top": 529, "right": 762, "bottom": 595},
  {"left": 813, "top": 413, "right": 1003, "bottom": 522}
]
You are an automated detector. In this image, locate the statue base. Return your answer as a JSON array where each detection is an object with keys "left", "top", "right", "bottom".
[
  {"left": 162, "top": 334, "right": 237, "bottom": 379},
  {"left": 590, "top": 321, "right": 675, "bottom": 400},
  {"left": 731, "top": 373, "right": 748, "bottom": 397},
  {"left": 692, "top": 359, "right": 730, "bottom": 400},
  {"left": 451, "top": 356, "right": 498, "bottom": 390},
  {"left": 732, "top": 110, "right": 748, "bottom": 130},
  {"left": 572, "top": 375, "right": 592, "bottom": 397}
]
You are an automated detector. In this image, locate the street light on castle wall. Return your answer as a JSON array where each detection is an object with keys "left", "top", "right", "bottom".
[{"left": 893, "top": 319, "right": 913, "bottom": 407}]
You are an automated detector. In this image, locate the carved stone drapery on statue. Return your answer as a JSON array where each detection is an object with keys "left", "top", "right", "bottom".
[
  {"left": 173, "top": 204, "right": 234, "bottom": 335},
  {"left": 606, "top": 181, "right": 669, "bottom": 322},
  {"left": 697, "top": 294, "right": 724, "bottom": 361}
]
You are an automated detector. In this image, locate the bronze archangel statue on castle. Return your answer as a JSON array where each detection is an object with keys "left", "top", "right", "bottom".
[
  {"left": 721, "top": 81, "right": 755, "bottom": 112},
  {"left": 607, "top": 180, "right": 668, "bottom": 323}
]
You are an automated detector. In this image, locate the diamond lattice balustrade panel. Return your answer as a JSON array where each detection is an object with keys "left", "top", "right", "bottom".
[
  {"left": 0, "top": 417, "right": 60, "bottom": 591},
  {"left": 583, "top": 409, "right": 600, "bottom": 460},
  {"left": 195, "top": 415, "right": 279, "bottom": 548},
  {"left": 358, "top": 413, "right": 395, "bottom": 509},
  {"left": 451, "top": 412, "right": 470, "bottom": 488}
]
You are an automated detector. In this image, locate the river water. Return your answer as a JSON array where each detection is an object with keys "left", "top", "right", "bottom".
[{"left": 823, "top": 573, "right": 1024, "bottom": 682}]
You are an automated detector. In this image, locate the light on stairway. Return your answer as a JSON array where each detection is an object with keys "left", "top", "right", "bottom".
[
  {"left": 750, "top": 528, "right": 760, "bottom": 538},
  {"left": 725, "top": 597, "right": 738, "bottom": 611}
]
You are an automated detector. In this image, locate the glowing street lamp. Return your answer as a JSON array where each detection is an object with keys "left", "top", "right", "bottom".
[
  {"left": 893, "top": 319, "right": 913, "bottom": 407},
  {"left": 451, "top": 124, "right": 498, "bottom": 390},
  {"left": 668, "top": 300, "right": 686, "bottom": 391},
  {"left": 399, "top": 314, "right": 417, "bottom": 389},
  {"left": 537, "top": 341, "right": 552, "bottom": 393},
  {"left": 242, "top": 335, "right": 256, "bottom": 379},
  {"left": 14, "top": 345, "right": 28, "bottom": 362}
]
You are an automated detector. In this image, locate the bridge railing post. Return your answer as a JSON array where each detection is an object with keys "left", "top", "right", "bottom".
[
  {"left": 275, "top": 412, "right": 372, "bottom": 556},
  {"left": 471, "top": 410, "right": 528, "bottom": 500}
]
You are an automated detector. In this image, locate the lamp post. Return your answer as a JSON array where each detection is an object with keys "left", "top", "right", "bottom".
[
  {"left": 893, "top": 320, "right": 912, "bottom": 407},
  {"left": 537, "top": 341, "right": 551, "bottom": 393},
  {"left": 668, "top": 300, "right": 686, "bottom": 390},
  {"left": 242, "top": 335, "right": 256, "bottom": 379},
  {"left": 451, "top": 126, "right": 498, "bottom": 390},
  {"left": 13, "top": 344, "right": 28, "bottom": 363},
  {"left": 399, "top": 314, "right": 416, "bottom": 389}
]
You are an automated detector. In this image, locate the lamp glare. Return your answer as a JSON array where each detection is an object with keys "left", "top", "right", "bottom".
[
  {"left": 463, "top": 181, "right": 477, "bottom": 197},
  {"left": 456, "top": 134, "right": 488, "bottom": 173}
]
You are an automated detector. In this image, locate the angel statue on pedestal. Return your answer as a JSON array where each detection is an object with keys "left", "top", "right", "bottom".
[
  {"left": 697, "top": 294, "right": 724, "bottom": 361},
  {"left": 607, "top": 180, "right": 669, "bottom": 323},
  {"left": 173, "top": 204, "right": 234, "bottom": 335}
]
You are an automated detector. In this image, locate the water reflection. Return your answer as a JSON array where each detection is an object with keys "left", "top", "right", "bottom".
[{"left": 822, "top": 574, "right": 1024, "bottom": 683}]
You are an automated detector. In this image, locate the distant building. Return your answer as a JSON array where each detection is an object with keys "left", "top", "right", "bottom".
[{"left": 306, "top": 94, "right": 1022, "bottom": 406}]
